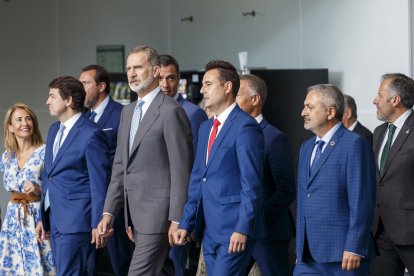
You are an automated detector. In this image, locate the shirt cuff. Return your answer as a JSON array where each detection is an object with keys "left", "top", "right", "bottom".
[
  {"left": 345, "top": 251, "right": 364, "bottom": 258},
  {"left": 103, "top": 212, "right": 115, "bottom": 219}
]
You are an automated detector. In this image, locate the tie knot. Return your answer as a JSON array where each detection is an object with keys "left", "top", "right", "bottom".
[
  {"left": 137, "top": 99, "right": 145, "bottom": 109},
  {"left": 316, "top": 140, "right": 325, "bottom": 149},
  {"left": 213, "top": 118, "right": 221, "bottom": 128},
  {"left": 59, "top": 124, "right": 66, "bottom": 132},
  {"left": 388, "top": 123, "right": 396, "bottom": 134},
  {"left": 88, "top": 111, "right": 97, "bottom": 121}
]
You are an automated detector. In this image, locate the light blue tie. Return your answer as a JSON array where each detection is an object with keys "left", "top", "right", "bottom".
[
  {"left": 53, "top": 124, "right": 66, "bottom": 161},
  {"left": 310, "top": 140, "right": 325, "bottom": 176},
  {"left": 129, "top": 99, "right": 145, "bottom": 154},
  {"left": 45, "top": 123, "right": 66, "bottom": 211}
]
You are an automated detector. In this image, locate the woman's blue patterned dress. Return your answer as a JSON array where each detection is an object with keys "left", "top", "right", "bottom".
[{"left": 0, "top": 145, "right": 55, "bottom": 275}]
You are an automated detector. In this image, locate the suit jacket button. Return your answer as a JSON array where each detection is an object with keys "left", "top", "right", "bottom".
[
  {"left": 49, "top": 177, "right": 52, "bottom": 180},
  {"left": 377, "top": 203, "right": 380, "bottom": 207},
  {"left": 307, "top": 193, "right": 311, "bottom": 198},
  {"left": 202, "top": 178, "right": 206, "bottom": 182}
]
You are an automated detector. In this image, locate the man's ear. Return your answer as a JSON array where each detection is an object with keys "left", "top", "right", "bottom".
[
  {"left": 391, "top": 95, "right": 401, "bottom": 107},
  {"left": 224, "top": 81, "right": 233, "bottom": 95},
  {"left": 251, "top": 94, "right": 261, "bottom": 107},
  {"left": 344, "top": 107, "right": 352, "bottom": 119},
  {"left": 98, "top": 82, "right": 106, "bottom": 94},
  {"left": 326, "top": 106, "right": 336, "bottom": 120},
  {"left": 65, "top": 96, "right": 73, "bottom": 107},
  {"left": 153, "top": 66, "right": 161, "bottom": 78}
]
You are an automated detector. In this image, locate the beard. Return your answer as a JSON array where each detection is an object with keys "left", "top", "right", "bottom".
[{"left": 129, "top": 74, "right": 154, "bottom": 95}]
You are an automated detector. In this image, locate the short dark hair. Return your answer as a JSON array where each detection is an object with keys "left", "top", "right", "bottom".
[
  {"left": 81, "top": 64, "right": 111, "bottom": 94},
  {"left": 307, "top": 84, "right": 344, "bottom": 121},
  {"left": 160, "top": 54, "right": 180, "bottom": 78},
  {"left": 239, "top": 74, "right": 267, "bottom": 107},
  {"left": 205, "top": 60, "right": 239, "bottom": 98},
  {"left": 382, "top": 73, "right": 414, "bottom": 109},
  {"left": 48, "top": 76, "right": 86, "bottom": 112},
  {"left": 343, "top": 94, "right": 357, "bottom": 119}
]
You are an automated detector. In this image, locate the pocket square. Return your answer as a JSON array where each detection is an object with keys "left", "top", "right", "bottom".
[{"left": 102, "top": 128, "right": 113, "bottom": 131}]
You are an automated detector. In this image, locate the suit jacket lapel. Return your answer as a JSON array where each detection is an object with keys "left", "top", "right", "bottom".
[
  {"left": 46, "top": 124, "right": 59, "bottom": 173},
  {"left": 381, "top": 112, "right": 414, "bottom": 178},
  {"left": 308, "top": 126, "right": 344, "bottom": 186},
  {"left": 200, "top": 119, "right": 213, "bottom": 172},
  {"left": 205, "top": 106, "right": 238, "bottom": 172},
  {"left": 176, "top": 93, "right": 185, "bottom": 105},
  {"left": 50, "top": 116, "right": 83, "bottom": 172},
  {"left": 97, "top": 98, "right": 114, "bottom": 128},
  {"left": 259, "top": 118, "right": 267, "bottom": 130},
  {"left": 303, "top": 138, "right": 315, "bottom": 185},
  {"left": 129, "top": 91, "right": 162, "bottom": 156},
  {"left": 374, "top": 123, "right": 387, "bottom": 172}
]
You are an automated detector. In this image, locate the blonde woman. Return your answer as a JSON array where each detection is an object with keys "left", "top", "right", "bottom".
[{"left": 0, "top": 103, "right": 54, "bottom": 275}]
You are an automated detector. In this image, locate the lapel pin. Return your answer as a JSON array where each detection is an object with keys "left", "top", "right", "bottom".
[
  {"left": 406, "top": 130, "right": 410, "bottom": 134},
  {"left": 330, "top": 141, "right": 335, "bottom": 146}
]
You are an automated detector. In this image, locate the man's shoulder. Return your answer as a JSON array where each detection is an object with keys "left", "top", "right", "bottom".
[
  {"left": 262, "top": 120, "right": 285, "bottom": 138},
  {"left": 108, "top": 97, "right": 124, "bottom": 111},
  {"left": 355, "top": 122, "right": 373, "bottom": 135},
  {"left": 181, "top": 98, "right": 201, "bottom": 111},
  {"left": 373, "top": 122, "right": 388, "bottom": 136},
  {"left": 79, "top": 116, "right": 103, "bottom": 133}
]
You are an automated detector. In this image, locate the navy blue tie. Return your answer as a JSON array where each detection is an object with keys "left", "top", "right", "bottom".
[
  {"left": 88, "top": 111, "right": 97, "bottom": 122},
  {"left": 310, "top": 140, "right": 325, "bottom": 175}
]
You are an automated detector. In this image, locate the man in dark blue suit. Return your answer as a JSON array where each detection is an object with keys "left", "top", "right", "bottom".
[
  {"left": 36, "top": 76, "right": 111, "bottom": 275},
  {"left": 160, "top": 54, "right": 208, "bottom": 150},
  {"left": 295, "top": 84, "right": 377, "bottom": 275},
  {"left": 236, "top": 74, "right": 295, "bottom": 276},
  {"left": 173, "top": 60, "right": 265, "bottom": 276},
  {"left": 342, "top": 94, "right": 373, "bottom": 144},
  {"left": 80, "top": 65, "right": 132, "bottom": 276},
  {"left": 159, "top": 54, "right": 207, "bottom": 276}
]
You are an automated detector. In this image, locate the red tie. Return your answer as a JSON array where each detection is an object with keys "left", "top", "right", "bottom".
[{"left": 207, "top": 118, "right": 221, "bottom": 156}]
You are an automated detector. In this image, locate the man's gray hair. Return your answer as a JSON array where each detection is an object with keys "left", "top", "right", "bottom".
[{"left": 307, "top": 84, "right": 344, "bottom": 121}]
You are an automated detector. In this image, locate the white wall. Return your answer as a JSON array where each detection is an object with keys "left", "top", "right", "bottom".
[
  {"left": 301, "top": 0, "right": 411, "bottom": 130},
  {"left": 169, "top": 0, "right": 302, "bottom": 70},
  {"left": 57, "top": 0, "right": 169, "bottom": 76},
  {"left": 0, "top": 0, "right": 59, "bottom": 221}
]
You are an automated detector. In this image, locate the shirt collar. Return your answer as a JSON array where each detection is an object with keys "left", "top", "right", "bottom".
[
  {"left": 348, "top": 120, "right": 358, "bottom": 131},
  {"left": 173, "top": 92, "right": 180, "bottom": 101},
  {"left": 138, "top": 87, "right": 159, "bottom": 106},
  {"left": 391, "top": 109, "right": 412, "bottom": 129},
  {"left": 61, "top": 112, "right": 82, "bottom": 132},
  {"left": 255, "top": 114, "right": 264, "bottom": 124},
  {"left": 214, "top": 103, "right": 237, "bottom": 124},
  {"left": 90, "top": 96, "right": 109, "bottom": 118},
  {"left": 316, "top": 122, "right": 342, "bottom": 144}
]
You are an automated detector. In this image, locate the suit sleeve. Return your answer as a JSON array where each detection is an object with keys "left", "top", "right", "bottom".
[
  {"left": 86, "top": 129, "right": 111, "bottom": 228},
  {"left": 179, "top": 121, "right": 208, "bottom": 233},
  {"left": 345, "top": 137, "right": 376, "bottom": 255},
  {"left": 267, "top": 133, "right": 296, "bottom": 206},
  {"left": 163, "top": 105, "right": 194, "bottom": 222},
  {"left": 190, "top": 108, "right": 208, "bottom": 150},
  {"left": 235, "top": 122, "right": 264, "bottom": 235},
  {"left": 103, "top": 109, "right": 127, "bottom": 217}
]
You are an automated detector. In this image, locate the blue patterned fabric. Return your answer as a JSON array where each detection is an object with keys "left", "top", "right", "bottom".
[
  {"left": 296, "top": 125, "right": 377, "bottom": 263},
  {"left": 0, "top": 145, "right": 55, "bottom": 275}
]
